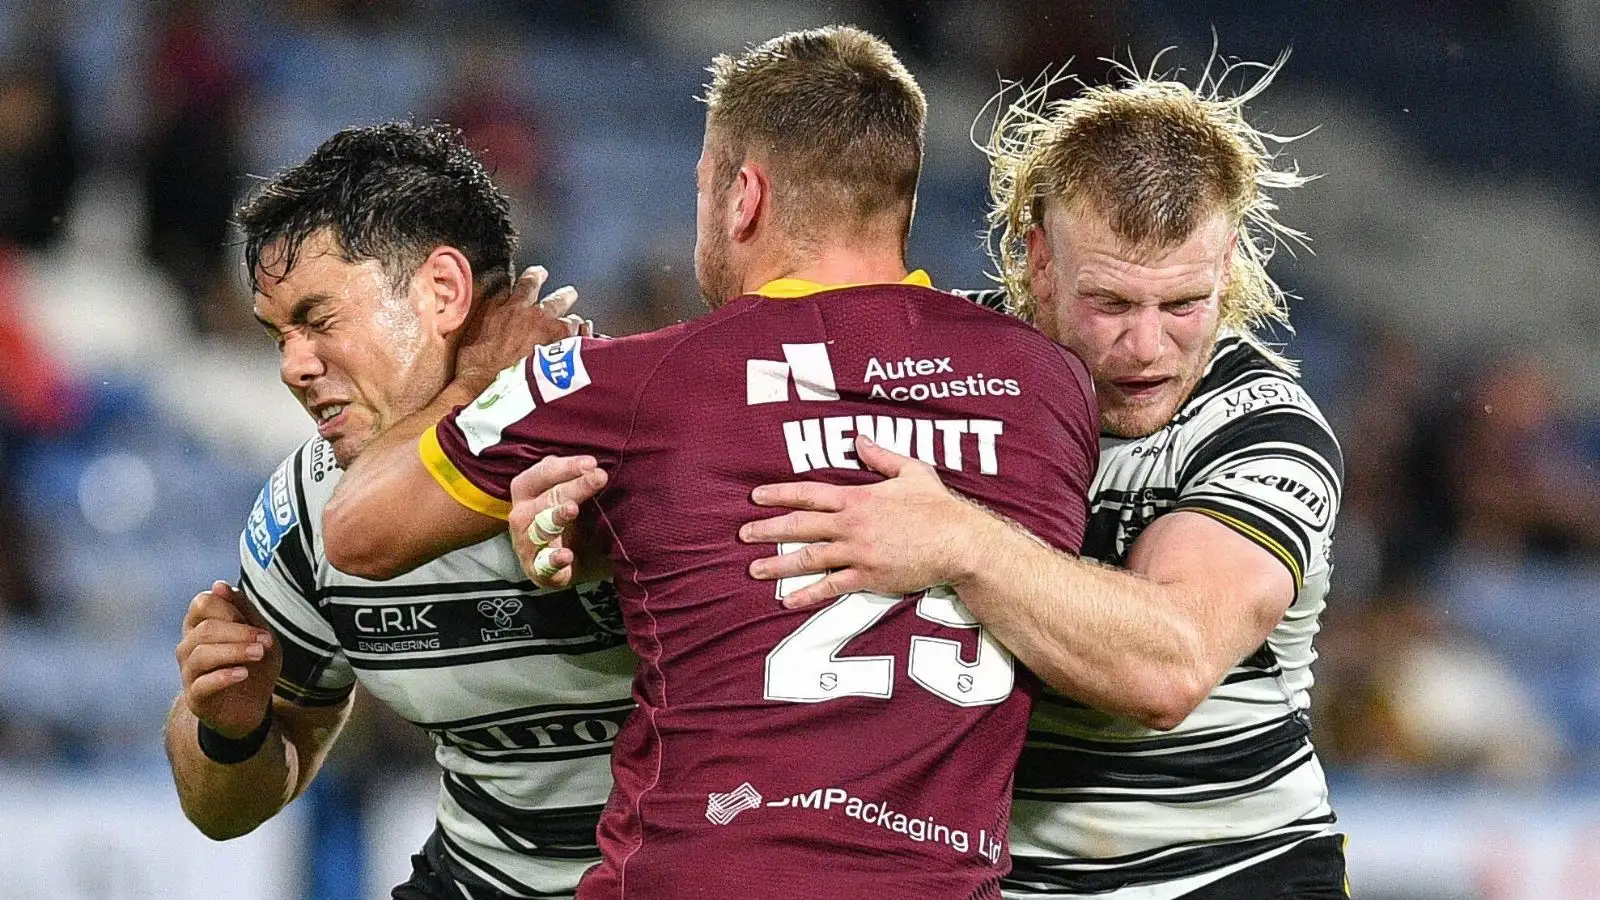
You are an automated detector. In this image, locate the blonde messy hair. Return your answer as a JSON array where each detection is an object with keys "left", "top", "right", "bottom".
[
  {"left": 983, "top": 51, "right": 1313, "bottom": 360},
  {"left": 702, "top": 25, "right": 926, "bottom": 240}
]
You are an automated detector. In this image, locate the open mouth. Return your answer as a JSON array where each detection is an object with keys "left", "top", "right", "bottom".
[
  {"left": 311, "top": 403, "right": 350, "bottom": 437},
  {"left": 1111, "top": 376, "right": 1171, "bottom": 399}
]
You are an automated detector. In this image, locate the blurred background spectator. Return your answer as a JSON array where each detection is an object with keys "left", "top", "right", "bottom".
[{"left": 0, "top": 1, "right": 1595, "bottom": 898}]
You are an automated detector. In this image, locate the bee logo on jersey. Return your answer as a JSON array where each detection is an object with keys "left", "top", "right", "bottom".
[
  {"left": 533, "top": 337, "right": 592, "bottom": 403},
  {"left": 477, "top": 597, "right": 534, "bottom": 643},
  {"left": 243, "top": 462, "right": 298, "bottom": 567}
]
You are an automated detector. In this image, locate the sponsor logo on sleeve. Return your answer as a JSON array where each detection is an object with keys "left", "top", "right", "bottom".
[
  {"left": 1220, "top": 380, "right": 1312, "bottom": 419},
  {"left": 1215, "top": 455, "right": 1335, "bottom": 530},
  {"left": 533, "top": 337, "right": 593, "bottom": 403},
  {"left": 459, "top": 359, "right": 537, "bottom": 456},
  {"left": 243, "top": 463, "right": 299, "bottom": 567}
]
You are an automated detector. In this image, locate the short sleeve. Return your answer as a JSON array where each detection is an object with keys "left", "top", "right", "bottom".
[
  {"left": 237, "top": 442, "right": 354, "bottom": 706},
  {"left": 1175, "top": 389, "right": 1344, "bottom": 589},
  {"left": 424, "top": 336, "right": 643, "bottom": 519}
]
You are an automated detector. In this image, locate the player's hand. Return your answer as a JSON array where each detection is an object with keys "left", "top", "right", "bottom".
[
  {"left": 176, "top": 581, "right": 281, "bottom": 739},
  {"left": 455, "top": 265, "right": 584, "bottom": 394},
  {"left": 740, "top": 436, "right": 984, "bottom": 608},
  {"left": 508, "top": 455, "right": 612, "bottom": 589}
]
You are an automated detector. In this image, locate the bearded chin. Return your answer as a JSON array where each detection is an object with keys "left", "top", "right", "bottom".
[{"left": 696, "top": 235, "right": 736, "bottom": 310}]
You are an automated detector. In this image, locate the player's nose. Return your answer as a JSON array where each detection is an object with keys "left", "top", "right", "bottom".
[
  {"left": 1122, "top": 307, "right": 1165, "bottom": 365},
  {"left": 278, "top": 334, "right": 326, "bottom": 388}
]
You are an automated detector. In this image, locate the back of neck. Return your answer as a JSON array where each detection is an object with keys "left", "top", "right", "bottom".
[{"left": 743, "top": 243, "right": 909, "bottom": 293}]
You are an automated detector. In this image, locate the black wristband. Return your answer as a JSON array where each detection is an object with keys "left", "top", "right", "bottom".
[{"left": 197, "top": 706, "right": 273, "bottom": 765}]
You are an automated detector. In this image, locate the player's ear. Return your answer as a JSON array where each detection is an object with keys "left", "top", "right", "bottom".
[
  {"left": 730, "top": 160, "right": 768, "bottom": 242},
  {"left": 417, "top": 246, "right": 474, "bottom": 336},
  {"left": 1219, "top": 229, "right": 1239, "bottom": 295},
  {"left": 1026, "top": 224, "right": 1055, "bottom": 303}
]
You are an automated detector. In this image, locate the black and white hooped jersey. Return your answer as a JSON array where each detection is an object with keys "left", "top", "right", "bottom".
[
  {"left": 961, "top": 289, "right": 1345, "bottom": 900},
  {"left": 239, "top": 437, "right": 636, "bottom": 899}
]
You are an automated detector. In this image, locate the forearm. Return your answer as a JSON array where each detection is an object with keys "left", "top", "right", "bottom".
[
  {"left": 949, "top": 510, "right": 1206, "bottom": 730},
  {"left": 323, "top": 381, "right": 486, "bottom": 577},
  {"left": 163, "top": 697, "right": 300, "bottom": 840}
]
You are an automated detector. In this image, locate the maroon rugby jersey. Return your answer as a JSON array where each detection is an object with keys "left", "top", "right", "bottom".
[{"left": 424, "top": 274, "right": 1098, "bottom": 899}]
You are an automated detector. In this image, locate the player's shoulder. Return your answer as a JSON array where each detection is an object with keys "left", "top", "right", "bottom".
[
  {"left": 949, "top": 286, "right": 1011, "bottom": 314},
  {"left": 1181, "top": 335, "right": 1329, "bottom": 427},
  {"left": 242, "top": 436, "right": 334, "bottom": 572},
  {"left": 1172, "top": 334, "right": 1343, "bottom": 480}
]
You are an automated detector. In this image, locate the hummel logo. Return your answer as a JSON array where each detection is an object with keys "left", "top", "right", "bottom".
[
  {"left": 706, "top": 782, "right": 764, "bottom": 825},
  {"left": 747, "top": 343, "right": 839, "bottom": 405}
]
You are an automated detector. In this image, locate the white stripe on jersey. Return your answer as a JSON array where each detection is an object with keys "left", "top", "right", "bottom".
[
  {"left": 237, "top": 437, "right": 635, "bottom": 898},
  {"left": 1004, "top": 334, "right": 1344, "bottom": 897}
]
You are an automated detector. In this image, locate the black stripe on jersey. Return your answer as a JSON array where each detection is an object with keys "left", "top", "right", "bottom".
[
  {"left": 952, "top": 287, "right": 1011, "bottom": 313},
  {"left": 1177, "top": 500, "right": 1307, "bottom": 588},
  {"left": 1023, "top": 710, "right": 1305, "bottom": 756},
  {"left": 287, "top": 443, "right": 318, "bottom": 587},
  {"left": 1180, "top": 409, "right": 1343, "bottom": 492},
  {"left": 1016, "top": 714, "right": 1311, "bottom": 796},
  {"left": 428, "top": 700, "right": 630, "bottom": 763},
  {"left": 1221, "top": 667, "right": 1281, "bottom": 685},
  {"left": 238, "top": 568, "right": 347, "bottom": 704},
  {"left": 1081, "top": 487, "right": 1182, "bottom": 563},
  {"left": 321, "top": 578, "right": 536, "bottom": 600},
  {"left": 272, "top": 678, "right": 351, "bottom": 706},
  {"left": 1204, "top": 338, "right": 1284, "bottom": 391},
  {"left": 1005, "top": 815, "right": 1336, "bottom": 895},
  {"left": 443, "top": 772, "right": 603, "bottom": 855},
  {"left": 436, "top": 828, "right": 580, "bottom": 899},
  {"left": 1166, "top": 339, "right": 1291, "bottom": 430},
  {"left": 238, "top": 570, "right": 339, "bottom": 654},
  {"left": 1022, "top": 744, "right": 1315, "bottom": 804},
  {"left": 419, "top": 698, "right": 635, "bottom": 731},
  {"left": 324, "top": 586, "right": 624, "bottom": 662}
]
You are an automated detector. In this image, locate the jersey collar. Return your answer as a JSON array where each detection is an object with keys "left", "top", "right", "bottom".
[{"left": 751, "top": 269, "right": 933, "bottom": 299}]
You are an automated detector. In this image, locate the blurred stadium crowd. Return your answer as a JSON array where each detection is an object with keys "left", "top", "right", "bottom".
[{"left": 0, "top": 0, "right": 1598, "bottom": 896}]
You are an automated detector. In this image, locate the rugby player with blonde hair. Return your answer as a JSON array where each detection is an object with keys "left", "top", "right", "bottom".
[{"left": 737, "top": 55, "right": 1350, "bottom": 898}]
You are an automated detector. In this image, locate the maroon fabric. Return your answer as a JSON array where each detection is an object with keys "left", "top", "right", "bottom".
[{"left": 436, "top": 284, "right": 1098, "bottom": 899}]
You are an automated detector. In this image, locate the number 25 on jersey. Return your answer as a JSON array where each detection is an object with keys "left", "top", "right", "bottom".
[{"left": 764, "top": 543, "right": 1015, "bottom": 708}]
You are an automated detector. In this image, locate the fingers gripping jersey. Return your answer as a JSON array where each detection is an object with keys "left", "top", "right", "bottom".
[
  {"left": 430, "top": 282, "right": 1100, "bottom": 900},
  {"left": 238, "top": 437, "right": 637, "bottom": 899}
]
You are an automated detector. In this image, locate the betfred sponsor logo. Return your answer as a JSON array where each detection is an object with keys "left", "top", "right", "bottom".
[
  {"left": 533, "top": 337, "right": 592, "bottom": 403},
  {"left": 244, "top": 462, "right": 298, "bottom": 567}
]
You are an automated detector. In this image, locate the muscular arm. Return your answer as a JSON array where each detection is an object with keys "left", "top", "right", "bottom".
[
  {"left": 743, "top": 437, "right": 1294, "bottom": 731},
  {"left": 322, "top": 382, "right": 503, "bottom": 579},
  {"left": 163, "top": 693, "right": 352, "bottom": 840},
  {"left": 941, "top": 503, "right": 1292, "bottom": 730}
]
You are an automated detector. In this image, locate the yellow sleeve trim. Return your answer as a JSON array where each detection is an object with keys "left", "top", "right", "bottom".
[
  {"left": 1180, "top": 506, "right": 1303, "bottom": 589},
  {"left": 418, "top": 425, "right": 512, "bottom": 520}
]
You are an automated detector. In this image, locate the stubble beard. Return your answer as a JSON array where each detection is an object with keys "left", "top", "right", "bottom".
[{"left": 696, "top": 230, "right": 737, "bottom": 311}]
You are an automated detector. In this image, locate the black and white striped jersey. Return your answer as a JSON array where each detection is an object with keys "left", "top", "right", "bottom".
[
  {"left": 238, "top": 437, "right": 636, "bottom": 899},
  {"left": 960, "top": 288, "right": 1344, "bottom": 900}
]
